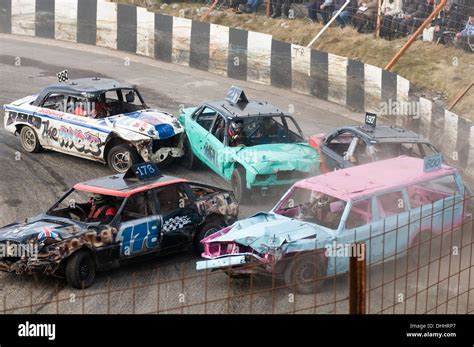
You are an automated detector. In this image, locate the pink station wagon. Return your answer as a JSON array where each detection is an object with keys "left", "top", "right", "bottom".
[{"left": 196, "top": 156, "right": 472, "bottom": 294}]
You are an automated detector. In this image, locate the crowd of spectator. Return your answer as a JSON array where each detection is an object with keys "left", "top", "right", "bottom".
[{"left": 225, "top": 0, "right": 473, "bottom": 52}]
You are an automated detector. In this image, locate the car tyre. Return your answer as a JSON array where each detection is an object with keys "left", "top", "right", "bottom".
[
  {"left": 284, "top": 253, "right": 327, "bottom": 294},
  {"left": 107, "top": 144, "right": 141, "bottom": 173},
  {"left": 181, "top": 135, "right": 199, "bottom": 170},
  {"left": 65, "top": 250, "right": 96, "bottom": 289},
  {"left": 194, "top": 221, "right": 222, "bottom": 255},
  {"left": 231, "top": 167, "right": 251, "bottom": 203},
  {"left": 20, "top": 126, "right": 42, "bottom": 153}
]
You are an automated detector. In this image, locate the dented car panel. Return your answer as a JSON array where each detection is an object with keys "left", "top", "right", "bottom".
[
  {"left": 0, "top": 173, "right": 238, "bottom": 287},
  {"left": 178, "top": 97, "right": 320, "bottom": 193},
  {"left": 3, "top": 78, "right": 184, "bottom": 168},
  {"left": 197, "top": 156, "right": 470, "bottom": 281}
]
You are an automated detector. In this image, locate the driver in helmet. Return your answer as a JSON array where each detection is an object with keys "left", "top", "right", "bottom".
[
  {"left": 228, "top": 121, "right": 243, "bottom": 147},
  {"left": 90, "top": 93, "right": 109, "bottom": 119},
  {"left": 298, "top": 191, "right": 330, "bottom": 221},
  {"left": 85, "top": 194, "right": 117, "bottom": 223}
]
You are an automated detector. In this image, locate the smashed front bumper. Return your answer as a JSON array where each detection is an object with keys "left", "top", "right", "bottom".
[
  {"left": 0, "top": 255, "right": 61, "bottom": 276},
  {"left": 196, "top": 254, "right": 247, "bottom": 270},
  {"left": 196, "top": 252, "right": 273, "bottom": 275},
  {"left": 137, "top": 133, "right": 184, "bottom": 164}
]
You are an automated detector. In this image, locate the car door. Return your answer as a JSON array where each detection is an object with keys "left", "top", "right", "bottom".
[
  {"left": 203, "top": 114, "right": 227, "bottom": 176},
  {"left": 154, "top": 183, "right": 200, "bottom": 253},
  {"left": 116, "top": 191, "right": 161, "bottom": 259},
  {"left": 187, "top": 106, "right": 217, "bottom": 163},
  {"left": 373, "top": 189, "right": 410, "bottom": 262},
  {"left": 34, "top": 92, "right": 67, "bottom": 150},
  {"left": 336, "top": 197, "right": 384, "bottom": 272},
  {"left": 38, "top": 93, "right": 107, "bottom": 160}
]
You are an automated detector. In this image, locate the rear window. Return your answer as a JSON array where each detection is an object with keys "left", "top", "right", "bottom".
[{"left": 407, "top": 175, "right": 460, "bottom": 208}]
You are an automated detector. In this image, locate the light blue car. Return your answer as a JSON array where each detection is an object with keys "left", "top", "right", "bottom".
[{"left": 197, "top": 156, "right": 472, "bottom": 294}]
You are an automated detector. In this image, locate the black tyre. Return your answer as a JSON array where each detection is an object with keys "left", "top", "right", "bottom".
[
  {"left": 20, "top": 126, "right": 42, "bottom": 153},
  {"left": 231, "top": 167, "right": 251, "bottom": 203},
  {"left": 181, "top": 135, "right": 199, "bottom": 170},
  {"left": 65, "top": 250, "right": 96, "bottom": 289},
  {"left": 284, "top": 253, "right": 327, "bottom": 294},
  {"left": 194, "top": 221, "right": 222, "bottom": 255},
  {"left": 107, "top": 144, "right": 141, "bottom": 173}
]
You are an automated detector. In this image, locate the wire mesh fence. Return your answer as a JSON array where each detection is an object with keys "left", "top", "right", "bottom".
[{"left": 1, "top": 194, "right": 472, "bottom": 314}]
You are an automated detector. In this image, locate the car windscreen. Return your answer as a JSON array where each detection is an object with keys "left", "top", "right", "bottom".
[
  {"left": 230, "top": 115, "right": 304, "bottom": 147},
  {"left": 47, "top": 189, "right": 124, "bottom": 223},
  {"left": 274, "top": 187, "right": 346, "bottom": 230}
]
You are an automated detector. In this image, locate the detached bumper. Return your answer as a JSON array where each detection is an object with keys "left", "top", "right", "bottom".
[
  {"left": 196, "top": 255, "right": 247, "bottom": 270},
  {"left": 196, "top": 252, "right": 271, "bottom": 273}
]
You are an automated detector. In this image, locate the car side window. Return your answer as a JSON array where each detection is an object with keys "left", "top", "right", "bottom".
[
  {"left": 195, "top": 107, "right": 217, "bottom": 131},
  {"left": 67, "top": 96, "right": 90, "bottom": 117},
  {"left": 346, "top": 198, "right": 372, "bottom": 229},
  {"left": 41, "top": 93, "right": 66, "bottom": 111},
  {"left": 326, "top": 132, "right": 355, "bottom": 156},
  {"left": 376, "top": 190, "right": 406, "bottom": 218},
  {"left": 407, "top": 175, "right": 459, "bottom": 209},
  {"left": 120, "top": 192, "right": 154, "bottom": 222},
  {"left": 210, "top": 114, "right": 226, "bottom": 143},
  {"left": 282, "top": 116, "right": 304, "bottom": 142},
  {"left": 155, "top": 184, "right": 190, "bottom": 214}
]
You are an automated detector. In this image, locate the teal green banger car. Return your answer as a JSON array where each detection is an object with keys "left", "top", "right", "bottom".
[{"left": 178, "top": 87, "right": 320, "bottom": 202}]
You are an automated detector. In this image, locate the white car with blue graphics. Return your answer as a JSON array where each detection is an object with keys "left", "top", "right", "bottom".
[{"left": 3, "top": 78, "right": 184, "bottom": 172}]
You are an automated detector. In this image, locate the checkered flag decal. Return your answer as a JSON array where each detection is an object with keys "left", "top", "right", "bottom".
[
  {"left": 57, "top": 70, "right": 69, "bottom": 83},
  {"left": 163, "top": 215, "right": 192, "bottom": 232}
]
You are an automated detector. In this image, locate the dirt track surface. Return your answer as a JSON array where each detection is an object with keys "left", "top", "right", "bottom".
[{"left": 0, "top": 35, "right": 472, "bottom": 314}]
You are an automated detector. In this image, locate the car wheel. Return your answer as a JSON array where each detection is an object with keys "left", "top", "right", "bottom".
[
  {"left": 194, "top": 221, "right": 222, "bottom": 255},
  {"left": 284, "top": 253, "right": 327, "bottom": 294},
  {"left": 65, "top": 250, "right": 96, "bottom": 289},
  {"left": 107, "top": 144, "right": 141, "bottom": 173},
  {"left": 181, "top": 135, "right": 199, "bottom": 170},
  {"left": 231, "top": 167, "right": 251, "bottom": 203},
  {"left": 20, "top": 126, "right": 42, "bottom": 153}
]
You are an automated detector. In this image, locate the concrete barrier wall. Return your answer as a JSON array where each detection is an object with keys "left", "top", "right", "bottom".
[{"left": 0, "top": 0, "right": 472, "bottom": 178}]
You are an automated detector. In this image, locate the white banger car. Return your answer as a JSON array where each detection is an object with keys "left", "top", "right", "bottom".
[{"left": 3, "top": 78, "right": 184, "bottom": 172}]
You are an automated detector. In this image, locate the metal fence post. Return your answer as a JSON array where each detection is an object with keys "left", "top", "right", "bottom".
[{"left": 349, "top": 243, "right": 366, "bottom": 314}]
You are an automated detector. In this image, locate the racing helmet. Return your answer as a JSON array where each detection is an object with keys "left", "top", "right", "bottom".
[
  {"left": 91, "top": 194, "right": 106, "bottom": 205},
  {"left": 228, "top": 121, "right": 243, "bottom": 139}
]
